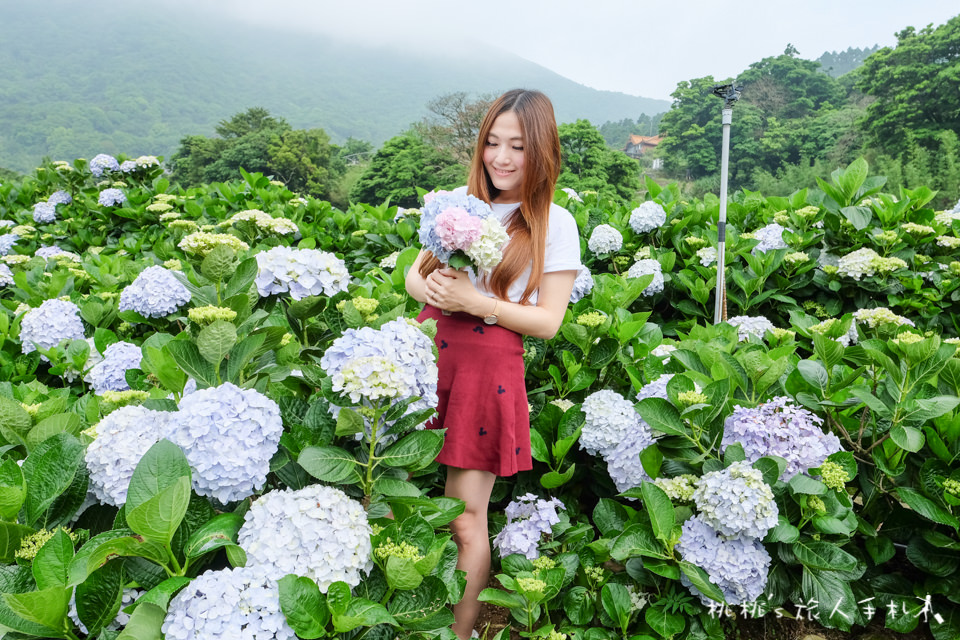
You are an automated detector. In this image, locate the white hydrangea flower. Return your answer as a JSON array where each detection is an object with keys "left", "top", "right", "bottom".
[
  {"left": 119, "top": 266, "right": 191, "bottom": 318},
  {"left": 588, "top": 224, "right": 623, "bottom": 255},
  {"left": 625, "top": 259, "right": 664, "bottom": 296},
  {"left": 0, "top": 264, "right": 13, "bottom": 287},
  {"left": 727, "top": 316, "right": 775, "bottom": 341},
  {"left": 853, "top": 307, "right": 915, "bottom": 329},
  {"left": 570, "top": 265, "right": 594, "bottom": 303},
  {"left": 85, "top": 405, "right": 173, "bottom": 506},
  {"left": 238, "top": 485, "right": 373, "bottom": 592},
  {"left": 561, "top": 187, "right": 583, "bottom": 202},
  {"left": 20, "top": 299, "right": 85, "bottom": 358},
  {"left": 162, "top": 566, "right": 296, "bottom": 640},
  {"left": 465, "top": 217, "right": 509, "bottom": 271},
  {"left": 650, "top": 344, "right": 676, "bottom": 359},
  {"left": 580, "top": 389, "right": 639, "bottom": 457},
  {"left": 255, "top": 246, "right": 351, "bottom": 300},
  {"left": 693, "top": 461, "right": 778, "bottom": 538},
  {"left": 379, "top": 251, "right": 399, "bottom": 269},
  {"left": 752, "top": 223, "right": 788, "bottom": 253},
  {"left": 629, "top": 201, "right": 666, "bottom": 234},
  {"left": 837, "top": 248, "right": 880, "bottom": 280},
  {"left": 696, "top": 246, "right": 717, "bottom": 266},
  {"left": 171, "top": 383, "right": 283, "bottom": 503}
]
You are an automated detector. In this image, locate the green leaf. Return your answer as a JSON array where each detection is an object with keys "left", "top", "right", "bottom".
[
  {"left": 611, "top": 523, "right": 668, "bottom": 560},
  {"left": 385, "top": 555, "right": 423, "bottom": 590},
  {"left": 645, "top": 604, "right": 686, "bottom": 638},
  {"left": 601, "top": 583, "right": 632, "bottom": 632},
  {"left": 226, "top": 333, "right": 266, "bottom": 382},
  {"left": 640, "top": 482, "right": 675, "bottom": 544},
  {"left": 224, "top": 257, "right": 258, "bottom": 299},
  {"left": 27, "top": 413, "right": 81, "bottom": 449},
  {"left": 765, "top": 517, "right": 799, "bottom": 544},
  {"left": 197, "top": 320, "right": 237, "bottom": 366},
  {"left": 136, "top": 577, "right": 191, "bottom": 611},
  {"left": 380, "top": 430, "right": 444, "bottom": 470},
  {"left": 0, "top": 522, "right": 36, "bottom": 563},
  {"left": 793, "top": 539, "right": 858, "bottom": 571},
  {"left": 335, "top": 408, "right": 364, "bottom": 437},
  {"left": 788, "top": 474, "right": 827, "bottom": 496},
  {"left": 593, "top": 499, "right": 631, "bottom": 537},
  {"left": 890, "top": 425, "right": 925, "bottom": 453},
  {"left": 897, "top": 487, "right": 960, "bottom": 528},
  {"left": 332, "top": 598, "right": 397, "bottom": 633},
  {"left": 183, "top": 512, "right": 244, "bottom": 559},
  {"left": 797, "top": 360, "right": 829, "bottom": 394},
  {"left": 75, "top": 562, "right": 124, "bottom": 637},
  {"left": 22, "top": 432, "right": 84, "bottom": 527},
  {"left": 635, "top": 397, "right": 686, "bottom": 436},
  {"left": 477, "top": 588, "right": 525, "bottom": 609},
  {"left": 116, "top": 601, "right": 166, "bottom": 640},
  {"left": 540, "top": 464, "right": 575, "bottom": 489},
  {"left": 562, "top": 586, "right": 595, "bottom": 626},
  {"left": 298, "top": 445, "right": 358, "bottom": 483},
  {"left": 278, "top": 574, "right": 329, "bottom": 639},
  {"left": 679, "top": 561, "right": 725, "bottom": 603},
  {"left": 0, "top": 458, "right": 26, "bottom": 521},
  {"left": 4, "top": 586, "right": 71, "bottom": 634},
  {"left": 125, "top": 439, "right": 190, "bottom": 511},
  {"left": 840, "top": 205, "right": 872, "bottom": 230},
  {"left": 753, "top": 456, "right": 786, "bottom": 486},
  {"left": 801, "top": 567, "right": 856, "bottom": 631},
  {"left": 33, "top": 529, "right": 75, "bottom": 589},
  {"left": 372, "top": 476, "right": 421, "bottom": 498},
  {"left": 200, "top": 244, "right": 238, "bottom": 282},
  {"left": 0, "top": 396, "right": 33, "bottom": 447},
  {"left": 165, "top": 340, "right": 217, "bottom": 387}
]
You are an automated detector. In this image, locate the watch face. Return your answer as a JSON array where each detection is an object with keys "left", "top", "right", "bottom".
[{"left": 483, "top": 315, "right": 497, "bottom": 325}]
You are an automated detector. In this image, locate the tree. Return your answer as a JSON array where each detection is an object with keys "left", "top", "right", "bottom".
[
  {"left": 856, "top": 15, "right": 960, "bottom": 153},
  {"left": 413, "top": 92, "right": 495, "bottom": 166},
  {"left": 557, "top": 120, "right": 640, "bottom": 201},
  {"left": 349, "top": 134, "right": 465, "bottom": 207}
]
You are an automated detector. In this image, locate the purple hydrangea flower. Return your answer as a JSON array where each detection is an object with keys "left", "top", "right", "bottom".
[
  {"left": 580, "top": 389, "right": 640, "bottom": 457},
  {"left": 33, "top": 202, "right": 56, "bottom": 224},
  {"left": 676, "top": 515, "right": 771, "bottom": 605},
  {"left": 119, "top": 160, "right": 138, "bottom": 173},
  {"left": 98, "top": 188, "right": 126, "bottom": 207},
  {"left": 85, "top": 341, "right": 143, "bottom": 394},
  {"left": 493, "top": 493, "right": 565, "bottom": 560},
  {"left": 570, "top": 265, "right": 594, "bottom": 303},
  {"left": 48, "top": 190, "right": 72, "bottom": 206},
  {"left": 170, "top": 383, "right": 283, "bottom": 503},
  {"left": 89, "top": 154, "right": 119, "bottom": 177},
  {"left": 119, "top": 266, "right": 191, "bottom": 318},
  {"left": 693, "top": 461, "right": 778, "bottom": 539},
  {"left": 722, "top": 397, "right": 842, "bottom": 480}
]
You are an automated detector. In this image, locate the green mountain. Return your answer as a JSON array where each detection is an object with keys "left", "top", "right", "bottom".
[{"left": 0, "top": 1, "right": 670, "bottom": 173}]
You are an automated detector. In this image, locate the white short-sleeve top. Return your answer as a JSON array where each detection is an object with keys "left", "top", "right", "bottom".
[{"left": 450, "top": 186, "right": 582, "bottom": 305}]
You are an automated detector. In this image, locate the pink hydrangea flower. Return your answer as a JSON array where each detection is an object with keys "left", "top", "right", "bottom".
[
  {"left": 435, "top": 207, "right": 483, "bottom": 251},
  {"left": 423, "top": 189, "right": 449, "bottom": 205}
]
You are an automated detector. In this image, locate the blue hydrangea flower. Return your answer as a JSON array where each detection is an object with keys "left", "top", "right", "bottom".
[
  {"left": 676, "top": 515, "right": 771, "bottom": 605},
  {"left": 48, "top": 190, "right": 72, "bottom": 206},
  {"left": 35, "top": 245, "right": 78, "bottom": 261},
  {"left": 587, "top": 224, "right": 623, "bottom": 255},
  {"left": 580, "top": 389, "right": 640, "bottom": 457},
  {"left": 170, "top": 383, "right": 283, "bottom": 504},
  {"left": 418, "top": 191, "right": 495, "bottom": 264},
  {"left": 98, "top": 188, "right": 126, "bottom": 207},
  {"left": 752, "top": 223, "right": 788, "bottom": 253},
  {"left": 0, "top": 220, "right": 15, "bottom": 229},
  {"left": 20, "top": 299, "right": 85, "bottom": 357},
  {"left": 162, "top": 566, "right": 296, "bottom": 640},
  {"left": 626, "top": 259, "right": 664, "bottom": 296},
  {"left": 33, "top": 202, "right": 56, "bottom": 223},
  {"left": 0, "top": 264, "right": 13, "bottom": 287},
  {"left": 493, "top": 493, "right": 565, "bottom": 560},
  {"left": 84, "top": 405, "right": 173, "bottom": 506},
  {"left": 85, "top": 341, "right": 143, "bottom": 394},
  {"left": 629, "top": 201, "right": 666, "bottom": 233},
  {"left": 722, "top": 397, "right": 842, "bottom": 480},
  {"left": 89, "top": 154, "right": 119, "bottom": 177},
  {"left": 119, "top": 266, "right": 191, "bottom": 318},
  {"left": 636, "top": 374, "right": 673, "bottom": 402},
  {"left": 0, "top": 233, "right": 18, "bottom": 256},
  {"left": 255, "top": 246, "right": 351, "bottom": 300},
  {"left": 320, "top": 318, "right": 438, "bottom": 416},
  {"left": 693, "top": 461, "right": 778, "bottom": 539},
  {"left": 570, "top": 265, "right": 594, "bottom": 303},
  {"left": 238, "top": 485, "right": 373, "bottom": 592},
  {"left": 605, "top": 421, "right": 656, "bottom": 494},
  {"left": 119, "top": 160, "right": 138, "bottom": 173}
]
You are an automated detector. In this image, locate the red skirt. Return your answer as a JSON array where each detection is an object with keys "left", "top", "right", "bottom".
[{"left": 416, "top": 304, "right": 531, "bottom": 476}]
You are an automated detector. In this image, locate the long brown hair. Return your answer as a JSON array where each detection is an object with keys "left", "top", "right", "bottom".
[{"left": 418, "top": 89, "right": 561, "bottom": 304}]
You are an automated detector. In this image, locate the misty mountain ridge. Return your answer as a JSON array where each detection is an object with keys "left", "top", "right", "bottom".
[{"left": 0, "top": 1, "right": 670, "bottom": 172}]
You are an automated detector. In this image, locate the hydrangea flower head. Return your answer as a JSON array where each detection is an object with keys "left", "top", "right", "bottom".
[
  {"left": 605, "top": 422, "right": 655, "bottom": 493},
  {"left": 20, "top": 299, "right": 84, "bottom": 357},
  {"left": 85, "top": 341, "right": 143, "bottom": 394},
  {"left": 697, "top": 246, "right": 717, "bottom": 266},
  {"left": 85, "top": 405, "right": 173, "bottom": 506},
  {"left": 33, "top": 202, "right": 57, "bottom": 223},
  {"left": 629, "top": 201, "right": 666, "bottom": 233},
  {"left": 561, "top": 187, "right": 583, "bottom": 202},
  {"left": 419, "top": 191, "right": 495, "bottom": 264},
  {"left": 580, "top": 389, "right": 639, "bottom": 456},
  {"left": 238, "top": 484, "right": 372, "bottom": 591},
  {"left": 178, "top": 232, "right": 249, "bottom": 257},
  {"left": 0, "top": 234, "right": 18, "bottom": 257},
  {"left": 254, "top": 246, "right": 351, "bottom": 300},
  {"left": 493, "top": 493, "right": 565, "bottom": 560},
  {"left": 676, "top": 515, "right": 771, "bottom": 605},
  {"left": 752, "top": 223, "right": 788, "bottom": 253},
  {"left": 466, "top": 216, "right": 510, "bottom": 271},
  {"left": 162, "top": 566, "right": 296, "bottom": 640},
  {"left": 693, "top": 461, "right": 778, "bottom": 538},
  {"left": 722, "top": 397, "right": 842, "bottom": 480},
  {"left": 98, "top": 188, "right": 126, "bottom": 207},
  {"left": 435, "top": 207, "right": 483, "bottom": 250},
  {"left": 48, "top": 190, "right": 72, "bottom": 206},
  {"left": 853, "top": 307, "right": 914, "bottom": 329},
  {"left": 570, "top": 265, "right": 594, "bottom": 303},
  {"left": 727, "top": 315, "right": 775, "bottom": 342},
  {"left": 588, "top": 224, "right": 623, "bottom": 255},
  {"left": 89, "top": 154, "right": 119, "bottom": 177},
  {"left": 119, "top": 266, "right": 191, "bottom": 318},
  {"left": 171, "top": 383, "right": 283, "bottom": 503},
  {"left": 626, "top": 259, "right": 664, "bottom": 296}
]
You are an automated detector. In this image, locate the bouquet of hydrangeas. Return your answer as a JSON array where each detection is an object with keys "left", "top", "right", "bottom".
[{"left": 419, "top": 191, "right": 508, "bottom": 272}]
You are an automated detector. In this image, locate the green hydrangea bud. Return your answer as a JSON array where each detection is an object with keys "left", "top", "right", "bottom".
[
  {"left": 677, "top": 390, "right": 708, "bottom": 408},
  {"left": 188, "top": 306, "right": 238, "bottom": 325},
  {"left": 15, "top": 528, "right": 79, "bottom": 561},
  {"left": 684, "top": 237, "right": 707, "bottom": 249},
  {"left": 585, "top": 566, "right": 605, "bottom": 583},
  {"left": 373, "top": 538, "right": 424, "bottom": 562},
  {"left": 807, "top": 496, "right": 827, "bottom": 514},
  {"left": 100, "top": 390, "right": 150, "bottom": 408},
  {"left": 943, "top": 478, "right": 960, "bottom": 497},
  {"left": 532, "top": 556, "right": 557, "bottom": 572},
  {"left": 516, "top": 577, "right": 547, "bottom": 594},
  {"left": 576, "top": 311, "right": 606, "bottom": 328},
  {"left": 818, "top": 460, "right": 850, "bottom": 491}
]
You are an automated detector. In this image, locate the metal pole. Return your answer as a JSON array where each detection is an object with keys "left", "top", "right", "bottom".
[{"left": 714, "top": 108, "right": 732, "bottom": 324}]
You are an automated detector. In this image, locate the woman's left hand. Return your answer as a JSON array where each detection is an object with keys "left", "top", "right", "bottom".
[{"left": 424, "top": 267, "right": 482, "bottom": 314}]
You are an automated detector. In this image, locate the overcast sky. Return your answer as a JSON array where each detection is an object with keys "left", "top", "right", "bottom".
[{"left": 166, "top": 0, "right": 957, "bottom": 101}]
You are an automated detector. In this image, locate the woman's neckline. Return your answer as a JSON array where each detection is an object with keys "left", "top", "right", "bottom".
[{"left": 491, "top": 200, "right": 520, "bottom": 207}]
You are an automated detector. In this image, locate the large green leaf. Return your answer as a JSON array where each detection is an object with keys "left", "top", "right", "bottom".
[
  {"left": 640, "top": 482, "right": 675, "bottom": 544},
  {"left": 611, "top": 523, "right": 668, "bottom": 560},
  {"left": 75, "top": 562, "right": 124, "bottom": 638},
  {"left": 679, "top": 561, "right": 725, "bottom": 603},
  {"left": 116, "top": 601, "right": 166, "bottom": 640},
  {"left": 793, "top": 539, "right": 858, "bottom": 571},
  {"left": 635, "top": 397, "right": 686, "bottom": 437},
  {"left": 897, "top": 487, "right": 960, "bottom": 529},
  {"left": 200, "top": 244, "right": 238, "bottom": 282},
  {"left": 0, "top": 522, "right": 34, "bottom": 563},
  {"left": 0, "top": 396, "right": 32, "bottom": 447},
  {"left": 299, "top": 445, "right": 358, "bottom": 483},
  {"left": 126, "top": 479, "right": 192, "bottom": 545},
  {"left": 278, "top": 574, "right": 329, "bottom": 639},
  {"left": 22, "top": 432, "right": 85, "bottom": 527},
  {"left": 331, "top": 597, "right": 397, "bottom": 633},
  {"left": 380, "top": 430, "right": 444, "bottom": 469},
  {"left": 388, "top": 576, "right": 451, "bottom": 630},
  {"left": 0, "top": 458, "right": 26, "bottom": 521},
  {"left": 33, "top": 528, "right": 75, "bottom": 589},
  {"left": 197, "top": 320, "right": 237, "bottom": 366},
  {"left": 26, "top": 413, "right": 81, "bottom": 449},
  {"left": 165, "top": 340, "right": 217, "bottom": 387},
  {"left": 224, "top": 257, "right": 258, "bottom": 299},
  {"left": 801, "top": 567, "right": 856, "bottom": 631},
  {"left": 183, "top": 512, "right": 244, "bottom": 559},
  {"left": 3, "top": 586, "right": 71, "bottom": 635}
]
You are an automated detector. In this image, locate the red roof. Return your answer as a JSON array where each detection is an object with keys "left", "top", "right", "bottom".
[{"left": 627, "top": 135, "right": 663, "bottom": 146}]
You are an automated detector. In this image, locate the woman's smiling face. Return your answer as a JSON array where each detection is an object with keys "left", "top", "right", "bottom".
[{"left": 482, "top": 110, "right": 525, "bottom": 203}]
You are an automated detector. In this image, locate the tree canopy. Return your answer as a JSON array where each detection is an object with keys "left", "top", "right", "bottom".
[{"left": 557, "top": 120, "right": 641, "bottom": 200}]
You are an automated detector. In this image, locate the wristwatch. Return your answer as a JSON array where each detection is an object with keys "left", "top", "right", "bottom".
[{"left": 483, "top": 299, "right": 501, "bottom": 325}]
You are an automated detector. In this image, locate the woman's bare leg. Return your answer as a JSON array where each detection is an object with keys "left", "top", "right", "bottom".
[{"left": 445, "top": 467, "right": 497, "bottom": 640}]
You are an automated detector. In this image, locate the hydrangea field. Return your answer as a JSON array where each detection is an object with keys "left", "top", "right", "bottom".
[{"left": 0, "top": 154, "right": 959, "bottom": 640}]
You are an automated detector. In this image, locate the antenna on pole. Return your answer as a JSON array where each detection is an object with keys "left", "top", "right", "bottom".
[{"left": 711, "top": 82, "right": 742, "bottom": 325}]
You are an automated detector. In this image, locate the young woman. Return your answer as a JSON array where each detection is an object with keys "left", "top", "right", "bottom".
[{"left": 405, "top": 89, "right": 581, "bottom": 638}]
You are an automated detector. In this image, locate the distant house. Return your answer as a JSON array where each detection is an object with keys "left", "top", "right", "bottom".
[{"left": 624, "top": 135, "right": 663, "bottom": 159}]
